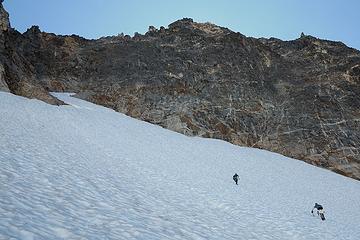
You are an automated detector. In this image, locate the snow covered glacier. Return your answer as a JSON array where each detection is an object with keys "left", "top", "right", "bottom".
[{"left": 0, "top": 92, "right": 359, "bottom": 240}]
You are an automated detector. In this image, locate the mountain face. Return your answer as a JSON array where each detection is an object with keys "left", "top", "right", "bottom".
[{"left": 1, "top": 3, "right": 360, "bottom": 179}]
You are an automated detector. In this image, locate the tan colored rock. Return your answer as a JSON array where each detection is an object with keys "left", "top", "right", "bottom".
[
  {"left": 0, "top": 64, "right": 9, "bottom": 92},
  {"left": 0, "top": 1, "right": 10, "bottom": 32}
]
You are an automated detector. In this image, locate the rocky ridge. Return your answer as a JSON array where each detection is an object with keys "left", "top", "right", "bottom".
[{"left": 1, "top": 3, "right": 360, "bottom": 179}]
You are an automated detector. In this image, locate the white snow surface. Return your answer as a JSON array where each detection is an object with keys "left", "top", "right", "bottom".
[{"left": 0, "top": 92, "right": 360, "bottom": 240}]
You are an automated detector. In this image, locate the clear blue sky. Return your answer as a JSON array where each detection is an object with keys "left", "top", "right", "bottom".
[{"left": 3, "top": 0, "right": 360, "bottom": 50}]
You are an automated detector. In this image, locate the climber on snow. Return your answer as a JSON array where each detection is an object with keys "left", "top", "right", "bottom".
[
  {"left": 233, "top": 173, "right": 239, "bottom": 185},
  {"left": 311, "top": 203, "right": 325, "bottom": 220}
]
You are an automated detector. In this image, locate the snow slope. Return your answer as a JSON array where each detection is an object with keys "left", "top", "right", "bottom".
[{"left": 0, "top": 92, "right": 359, "bottom": 240}]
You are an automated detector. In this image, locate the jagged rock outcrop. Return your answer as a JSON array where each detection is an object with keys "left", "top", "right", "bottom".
[
  {"left": 0, "top": 2, "right": 63, "bottom": 104},
  {"left": 1, "top": 3, "right": 360, "bottom": 179},
  {"left": 0, "top": 0, "right": 9, "bottom": 31},
  {"left": 0, "top": 0, "right": 9, "bottom": 92}
]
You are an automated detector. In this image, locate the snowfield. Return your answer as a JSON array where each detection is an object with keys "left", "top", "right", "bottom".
[{"left": 0, "top": 92, "right": 360, "bottom": 240}]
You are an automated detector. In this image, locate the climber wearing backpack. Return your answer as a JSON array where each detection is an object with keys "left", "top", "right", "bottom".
[{"left": 312, "top": 203, "right": 325, "bottom": 220}]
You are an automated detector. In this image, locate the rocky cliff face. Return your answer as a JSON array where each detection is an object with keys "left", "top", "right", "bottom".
[
  {"left": 0, "top": 2, "right": 63, "bottom": 104},
  {"left": 1, "top": 3, "right": 360, "bottom": 179},
  {"left": 0, "top": 0, "right": 9, "bottom": 92},
  {"left": 0, "top": 0, "right": 9, "bottom": 31}
]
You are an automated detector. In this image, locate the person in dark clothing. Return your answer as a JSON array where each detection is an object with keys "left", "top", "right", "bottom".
[
  {"left": 312, "top": 203, "right": 325, "bottom": 220},
  {"left": 233, "top": 173, "right": 239, "bottom": 185},
  {"left": 312, "top": 203, "right": 323, "bottom": 213}
]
